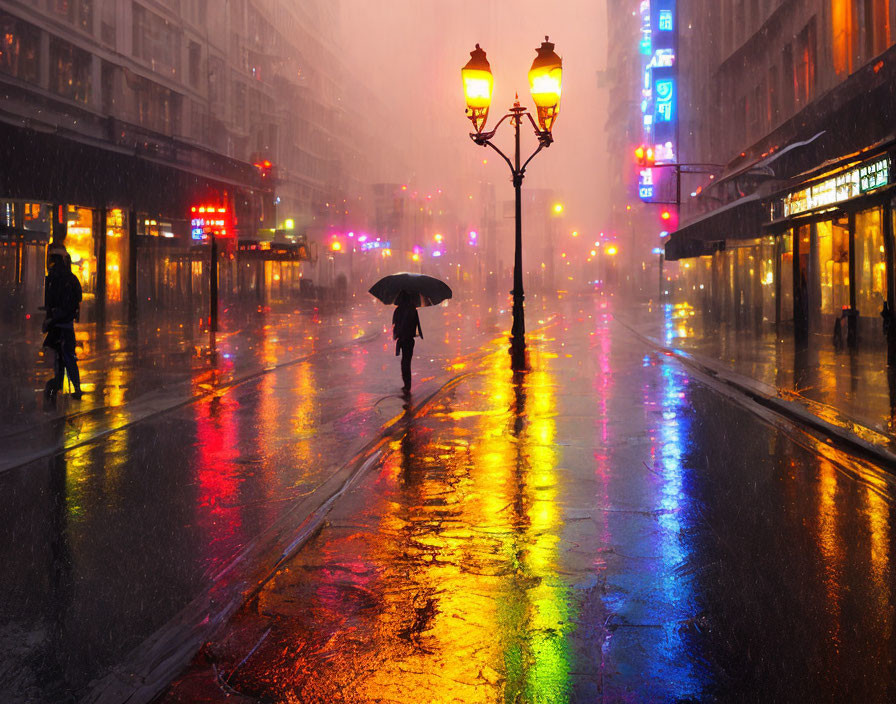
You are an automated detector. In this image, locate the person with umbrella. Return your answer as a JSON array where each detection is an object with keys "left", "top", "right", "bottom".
[
  {"left": 392, "top": 290, "right": 423, "bottom": 392},
  {"left": 369, "top": 273, "right": 452, "bottom": 393}
]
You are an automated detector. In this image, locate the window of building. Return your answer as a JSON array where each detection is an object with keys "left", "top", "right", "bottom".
[
  {"left": 737, "top": 94, "right": 747, "bottom": 149},
  {"left": 101, "top": 61, "right": 117, "bottom": 114},
  {"left": 51, "top": 0, "right": 93, "bottom": 33},
  {"left": 49, "top": 37, "right": 91, "bottom": 103},
  {"left": 751, "top": 81, "right": 765, "bottom": 137},
  {"left": 817, "top": 218, "right": 850, "bottom": 315},
  {"left": 767, "top": 65, "right": 779, "bottom": 124},
  {"left": 190, "top": 99, "right": 207, "bottom": 142},
  {"left": 208, "top": 55, "right": 223, "bottom": 108},
  {"left": 855, "top": 207, "right": 886, "bottom": 316},
  {"left": 864, "top": 0, "right": 892, "bottom": 58},
  {"left": 233, "top": 81, "right": 246, "bottom": 131},
  {"left": 795, "top": 18, "right": 817, "bottom": 105},
  {"left": 832, "top": 0, "right": 855, "bottom": 74},
  {"left": 133, "top": 76, "right": 180, "bottom": 134},
  {"left": 132, "top": 2, "right": 180, "bottom": 77},
  {"left": 0, "top": 12, "right": 40, "bottom": 84},
  {"left": 77, "top": 0, "right": 92, "bottom": 33},
  {"left": 188, "top": 40, "right": 200, "bottom": 88},
  {"left": 782, "top": 43, "right": 794, "bottom": 113}
]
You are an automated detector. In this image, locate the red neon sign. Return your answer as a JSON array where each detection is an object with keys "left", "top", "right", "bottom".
[{"left": 191, "top": 204, "right": 231, "bottom": 241}]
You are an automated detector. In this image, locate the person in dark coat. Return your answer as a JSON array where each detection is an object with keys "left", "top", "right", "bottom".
[
  {"left": 43, "top": 250, "right": 83, "bottom": 399},
  {"left": 392, "top": 290, "right": 423, "bottom": 392}
]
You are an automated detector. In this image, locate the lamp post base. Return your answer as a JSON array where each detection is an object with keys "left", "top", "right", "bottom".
[{"left": 510, "top": 292, "right": 527, "bottom": 370}]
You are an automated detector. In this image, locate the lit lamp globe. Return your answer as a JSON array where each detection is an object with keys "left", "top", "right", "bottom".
[
  {"left": 528, "top": 36, "right": 562, "bottom": 133},
  {"left": 462, "top": 44, "right": 493, "bottom": 133}
]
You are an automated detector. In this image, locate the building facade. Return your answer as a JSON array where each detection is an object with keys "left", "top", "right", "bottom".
[
  {"left": 603, "top": 1, "right": 677, "bottom": 299},
  {"left": 0, "top": 0, "right": 387, "bottom": 327},
  {"left": 668, "top": 0, "right": 896, "bottom": 356}
]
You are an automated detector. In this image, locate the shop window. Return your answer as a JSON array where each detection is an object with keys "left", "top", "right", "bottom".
[
  {"left": 855, "top": 207, "right": 886, "bottom": 316},
  {"left": 106, "top": 208, "right": 128, "bottom": 305},
  {"left": 779, "top": 231, "right": 794, "bottom": 321},
  {"left": 49, "top": 37, "right": 92, "bottom": 103},
  {"left": 23, "top": 202, "right": 51, "bottom": 235},
  {"left": 0, "top": 12, "right": 40, "bottom": 84},
  {"left": 761, "top": 237, "right": 776, "bottom": 322},
  {"left": 66, "top": 206, "right": 96, "bottom": 295},
  {"left": 817, "top": 219, "right": 850, "bottom": 315}
]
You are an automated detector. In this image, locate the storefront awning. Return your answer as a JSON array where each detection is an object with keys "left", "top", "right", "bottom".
[{"left": 664, "top": 194, "right": 765, "bottom": 261}]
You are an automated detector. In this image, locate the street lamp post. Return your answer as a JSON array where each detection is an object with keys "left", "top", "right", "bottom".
[{"left": 463, "top": 38, "right": 562, "bottom": 366}]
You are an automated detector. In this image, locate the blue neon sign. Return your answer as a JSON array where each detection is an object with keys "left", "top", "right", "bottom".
[
  {"left": 659, "top": 9, "right": 673, "bottom": 31},
  {"left": 655, "top": 79, "right": 675, "bottom": 122}
]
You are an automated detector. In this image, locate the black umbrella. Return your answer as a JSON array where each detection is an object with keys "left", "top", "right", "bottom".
[{"left": 369, "top": 273, "right": 453, "bottom": 307}]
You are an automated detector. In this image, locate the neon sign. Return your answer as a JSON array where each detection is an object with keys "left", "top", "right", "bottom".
[
  {"left": 639, "top": 1, "right": 652, "bottom": 55},
  {"left": 638, "top": 1, "right": 677, "bottom": 203},
  {"left": 361, "top": 240, "right": 391, "bottom": 251},
  {"left": 782, "top": 156, "right": 891, "bottom": 217},
  {"left": 190, "top": 205, "right": 230, "bottom": 241},
  {"left": 655, "top": 79, "right": 675, "bottom": 122},
  {"left": 659, "top": 9, "right": 673, "bottom": 31},
  {"left": 860, "top": 157, "right": 889, "bottom": 192}
]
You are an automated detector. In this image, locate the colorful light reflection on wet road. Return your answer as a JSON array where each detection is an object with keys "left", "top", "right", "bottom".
[{"left": 164, "top": 298, "right": 896, "bottom": 703}]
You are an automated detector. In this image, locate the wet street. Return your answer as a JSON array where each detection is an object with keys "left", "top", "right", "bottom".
[
  {"left": 3, "top": 298, "right": 896, "bottom": 702},
  {"left": 147, "top": 298, "right": 896, "bottom": 704}
]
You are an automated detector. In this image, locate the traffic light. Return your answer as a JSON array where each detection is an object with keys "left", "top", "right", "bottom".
[
  {"left": 660, "top": 209, "right": 672, "bottom": 221},
  {"left": 252, "top": 157, "right": 275, "bottom": 182},
  {"left": 635, "top": 145, "right": 655, "bottom": 167}
]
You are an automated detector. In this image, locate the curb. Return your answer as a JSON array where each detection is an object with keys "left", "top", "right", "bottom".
[{"left": 615, "top": 316, "right": 896, "bottom": 470}]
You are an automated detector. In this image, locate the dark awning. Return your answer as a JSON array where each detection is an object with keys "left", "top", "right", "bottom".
[{"left": 664, "top": 194, "right": 765, "bottom": 260}]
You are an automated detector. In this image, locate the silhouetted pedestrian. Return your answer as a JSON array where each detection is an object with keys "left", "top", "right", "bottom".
[
  {"left": 43, "top": 249, "right": 82, "bottom": 399},
  {"left": 392, "top": 290, "right": 423, "bottom": 392}
]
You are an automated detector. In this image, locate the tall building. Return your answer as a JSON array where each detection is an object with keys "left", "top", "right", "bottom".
[
  {"left": 0, "top": 0, "right": 388, "bottom": 324},
  {"left": 669, "top": 0, "right": 896, "bottom": 354},
  {"left": 603, "top": 1, "right": 673, "bottom": 298}
]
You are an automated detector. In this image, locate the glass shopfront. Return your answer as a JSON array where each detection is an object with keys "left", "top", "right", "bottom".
[
  {"left": 760, "top": 236, "right": 776, "bottom": 323},
  {"left": 816, "top": 217, "right": 850, "bottom": 316},
  {"left": 65, "top": 205, "right": 96, "bottom": 298},
  {"left": 778, "top": 230, "right": 794, "bottom": 322},
  {"left": 105, "top": 208, "right": 128, "bottom": 306},
  {"left": 0, "top": 200, "right": 51, "bottom": 323},
  {"left": 855, "top": 206, "right": 886, "bottom": 317}
]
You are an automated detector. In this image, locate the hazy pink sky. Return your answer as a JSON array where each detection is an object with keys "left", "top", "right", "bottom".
[{"left": 340, "top": 0, "right": 610, "bottom": 234}]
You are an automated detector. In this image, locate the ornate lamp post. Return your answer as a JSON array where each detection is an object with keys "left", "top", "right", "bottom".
[{"left": 463, "top": 38, "right": 562, "bottom": 366}]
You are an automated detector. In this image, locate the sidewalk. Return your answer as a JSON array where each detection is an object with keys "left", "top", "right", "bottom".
[
  {"left": 617, "top": 302, "right": 896, "bottom": 464},
  {"left": 0, "top": 303, "right": 385, "bottom": 472}
]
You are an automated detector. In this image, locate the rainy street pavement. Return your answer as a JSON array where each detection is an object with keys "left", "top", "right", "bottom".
[
  {"left": 157, "top": 297, "right": 896, "bottom": 704},
  {"left": 0, "top": 298, "right": 504, "bottom": 703}
]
